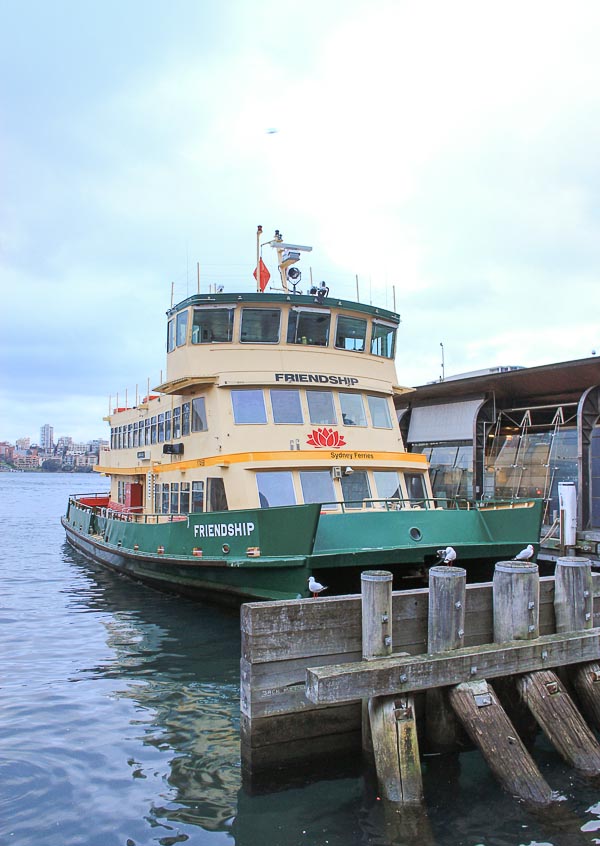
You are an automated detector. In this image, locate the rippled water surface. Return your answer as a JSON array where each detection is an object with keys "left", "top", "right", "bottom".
[{"left": 2, "top": 472, "right": 600, "bottom": 846}]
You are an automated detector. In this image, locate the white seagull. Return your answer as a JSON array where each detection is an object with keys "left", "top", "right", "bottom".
[
  {"left": 514, "top": 544, "right": 534, "bottom": 561},
  {"left": 437, "top": 546, "right": 457, "bottom": 565},
  {"left": 308, "top": 576, "right": 327, "bottom": 597}
]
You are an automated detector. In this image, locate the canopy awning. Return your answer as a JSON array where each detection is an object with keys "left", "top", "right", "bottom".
[{"left": 407, "top": 398, "right": 485, "bottom": 443}]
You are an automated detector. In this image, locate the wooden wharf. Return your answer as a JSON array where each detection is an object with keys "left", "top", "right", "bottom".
[{"left": 241, "top": 557, "right": 600, "bottom": 808}]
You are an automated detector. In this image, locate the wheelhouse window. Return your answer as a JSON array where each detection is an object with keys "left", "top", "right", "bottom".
[
  {"left": 167, "top": 318, "right": 176, "bottom": 352},
  {"left": 158, "top": 413, "right": 165, "bottom": 443},
  {"left": 256, "top": 471, "right": 296, "bottom": 508},
  {"left": 191, "top": 397, "right": 208, "bottom": 432},
  {"left": 341, "top": 471, "right": 372, "bottom": 508},
  {"left": 191, "top": 481, "right": 204, "bottom": 513},
  {"left": 176, "top": 310, "right": 189, "bottom": 347},
  {"left": 270, "top": 389, "right": 303, "bottom": 424},
  {"left": 231, "top": 389, "right": 267, "bottom": 424},
  {"left": 371, "top": 320, "right": 396, "bottom": 358},
  {"left": 287, "top": 308, "right": 330, "bottom": 346},
  {"left": 144, "top": 419, "right": 150, "bottom": 446},
  {"left": 367, "top": 394, "right": 393, "bottom": 428},
  {"left": 335, "top": 315, "right": 366, "bottom": 351},
  {"left": 150, "top": 416, "right": 157, "bottom": 444},
  {"left": 373, "top": 470, "right": 402, "bottom": 502},
  {"left": 340, "top": 392, "right": 367, "bottom": 426},
  {"left": 165, "top": 410, "right": 171, "bottom": 441},
  {"left": 307, "top": 390, "right": 337, "bottom": 425},
  {"left": 299, "top": 471, "right": 337, "bottom": 510},
  {"left": 240, "top": 308, "right": 280, "bottom": 343},
  {"left": 191, "top": 307, "right": 234, "bottom": 344},
  {"left": 182, "top": 402, "right": 191, "bottom": 436}
]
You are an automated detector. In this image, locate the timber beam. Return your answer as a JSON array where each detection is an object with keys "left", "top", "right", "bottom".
[{"left": 306, "top": 628, "right": 600, "bottom": 705}]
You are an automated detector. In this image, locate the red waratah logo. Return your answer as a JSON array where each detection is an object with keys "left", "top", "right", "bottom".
[{"left": 306, "top": 428, "right": 347, "bottom": 448}]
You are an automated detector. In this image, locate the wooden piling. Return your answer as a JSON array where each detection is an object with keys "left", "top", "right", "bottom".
[
  {"left": 554, "top": 556, "right": 593, "bottom": 633},
  {"left": 361, "top": 570, "right": 423, "bottom": 805},
  {"left": 517, "top": 669, "right": 600, "bottom": 775},
  {"left": 448, "top": 680, "right": 554, "bottom": 806},
  {"left": 426, "top": 566, "right": 466, "bottom": 751},
  {"left": 493, "top": 561, "right": 539, "bottom": 642},
  {"left": 571, "top": 662, "right": 600, "bottom": 730}
]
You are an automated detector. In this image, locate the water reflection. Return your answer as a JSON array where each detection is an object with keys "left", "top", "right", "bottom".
[{"left": 64, "top": 544, "right": 242, "bottom": 838}]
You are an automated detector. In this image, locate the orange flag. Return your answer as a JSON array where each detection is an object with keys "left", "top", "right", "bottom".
[{"left": 253, "top": 258, "right": 271, "bottom": 292}]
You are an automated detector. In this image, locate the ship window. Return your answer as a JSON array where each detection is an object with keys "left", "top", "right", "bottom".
[
  {"left": 170, "top": 482, "right": 179, "bottom": 514},
  {"left": 256, "top": 471, "right": 296, "bottom": 508},
  {"left": 299, "top": 471, "right": 337, "bottom": 510},
  {"left": 370, "top": 321, "right": 396, "bottom": 358},
  {"left": 182, "top": 402, "right": 191, "bottom": 436},
  {"left": 335, "top": 315, "right": 366, "bottom": 351},
  {"left": 180, "top": 482, "right": 190, "bottom": 513},
  {"left": 191, "top": 307, "right": 234, "bottom": 344},
  {"left": 132, "top": 422, "right": 139, "bottom": 448},
  {"left": 270, "top": 389, "right": 303, "bottom": 424},
  {"left": 127, "top": 423, "right": 133, "bottom": 448},
  {"left": 367, "top": 395, "right": 393, "bottom": 428},
  {"left": 150, "top": 416, "right": 157, "bottom": 444},
  {"left": 405, "top": 473, "right": 427, "bottom": 505},
  {"left": 340, "top": 393, "right": 367, "bottom": 426},
  {"left": 173, "top": 407, "right": 181, "bottom": 438},
  {"left": 191, "top": 481, "right": 204, "bottom": 513},
  {"left": 287, "top": 308, "right": 330, "bottom": 346},
  {"left": 158, "top": 414, "right": 165, "bottom": 443},
  {"left": 231, "top": 389, "right": 267, "bottom": 424},
  {"left": 176, "top": 310, "right": 188, "bottom": 347},
  {"left": 144, "top": 419, "right": 150, "bottom": 446},
  {"left": 165, "top": 410, "right": 172, "bottom": 440},
  {"left": 167, "top": 318, "right": 176, "bottom": 352},
  {"left": 341, "top": 471, "right": 372, "bottom": 509},
  {"left": 191, "top": 397, "right": 208, "bottom": 432},
  {"left": 153, "top": 483, "right": 161, "bottom": 513},
  {"left": 307, "top": 390, "right": 337, "bottom": 425},
  {"left": 373, "top": 471, "right": 402, "bottom": 502},
  {"left": 240, "top": 308, "right": 280, "bottom": 343},
  {"left": 207, "top": 477, "right": 228, "bottom": 512},
  {"left": 161, "top": 483, "right": 169, "bottom": 514}
]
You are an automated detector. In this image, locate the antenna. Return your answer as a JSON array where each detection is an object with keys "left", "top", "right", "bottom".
[{"left": 440, "top": 342, "right": 445, "bottom": 381}]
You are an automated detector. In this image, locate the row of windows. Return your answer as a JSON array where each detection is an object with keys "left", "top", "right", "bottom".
[
  {"left": 230, "top": 389, "right": 394, "bottom": 428},
  {"left": 111, "top": 390, "right": 395, "bottom": 450},
  {"left": 111, "top": 398, "right": 207, "bottom": 450},
  {"left": 167, "top": 306, "right": 396, "bottom": 358},
  {"left": 152, "top": 471, "right": 427, "bottom": 515}
]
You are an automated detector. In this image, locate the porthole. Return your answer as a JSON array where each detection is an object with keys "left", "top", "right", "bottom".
[
  {"left": 409, "top": 527, "right": 422, "bottom": 542},
  {"left": 222, "top": 543, "right": 230, "bottom": 554}
]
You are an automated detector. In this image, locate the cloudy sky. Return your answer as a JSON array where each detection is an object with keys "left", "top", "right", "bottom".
[{"left": 2, "top": 0, "right": 600, "bottom": 443}]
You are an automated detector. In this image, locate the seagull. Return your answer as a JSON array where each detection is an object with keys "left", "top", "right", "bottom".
[
  {"left": 436, "top": 546, "right": 457, "bottom": 565},
  {"left": 514, "top": 544, "right": 534, "bottom": 561},
  {"left": 308, "top": 576, "right": 327, "bottom": 597}
]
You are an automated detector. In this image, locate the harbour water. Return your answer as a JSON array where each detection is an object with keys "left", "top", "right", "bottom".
[{"left": 3, "top": 473, "right": 600, "bottom": 846}]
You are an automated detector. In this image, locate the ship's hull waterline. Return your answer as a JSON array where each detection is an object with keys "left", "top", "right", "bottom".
[{"left": 63, "top": 495, "right": 544, "bottom": 603}]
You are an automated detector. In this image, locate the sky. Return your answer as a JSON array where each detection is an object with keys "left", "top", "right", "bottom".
[{"left": 2, "top": 0, "right": 600, "bottom": 443}]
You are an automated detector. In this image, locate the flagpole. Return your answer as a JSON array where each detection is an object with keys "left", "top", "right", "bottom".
[{"left": 256, "top": 225, "right": 262, "bottom": 293}]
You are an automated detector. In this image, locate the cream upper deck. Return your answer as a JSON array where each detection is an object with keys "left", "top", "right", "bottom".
[{"left": 98, "top": 292, "right": 430, "bottom": 513}]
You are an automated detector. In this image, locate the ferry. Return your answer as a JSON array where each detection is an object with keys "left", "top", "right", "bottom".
[{"left": 63, "top": 230, "right": 543, "bottom": 603}]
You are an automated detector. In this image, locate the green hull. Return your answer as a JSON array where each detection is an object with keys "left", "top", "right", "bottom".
[{"left": 63, "top": 496, "right": 544, "bottom": 603}]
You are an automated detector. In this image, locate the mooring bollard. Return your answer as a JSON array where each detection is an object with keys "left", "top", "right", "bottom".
[
  {"left": 361, "top": 570, "right": 423, "bottom": 805},
  {"left": 426, "top": 565, "right": 466, "bottom": 751}
]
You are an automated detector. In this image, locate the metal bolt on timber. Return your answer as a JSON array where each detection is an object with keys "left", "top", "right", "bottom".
[{"left": 426, "top": 566, "right": 466, "bottom": 751}]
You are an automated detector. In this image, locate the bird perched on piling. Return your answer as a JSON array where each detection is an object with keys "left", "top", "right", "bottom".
[
  {"left": 436, "top": 546, "right": 457, "bottom": 565},
  {"left": 514, "top": 544, "right": 534, "bottom": 561},
  {"left": 308, "top": 576, "right": 327, "bottom": 597}
]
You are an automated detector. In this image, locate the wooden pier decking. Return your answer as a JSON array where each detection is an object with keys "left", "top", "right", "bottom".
[{"left": 241, "top": 557, "right": 600, "bottom": 807}]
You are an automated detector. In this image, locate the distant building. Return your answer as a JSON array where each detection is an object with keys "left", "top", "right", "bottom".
[
  {"left": 0, "top": 442, "right": 15, "bottom": 462},
  {"left": 40, "top": 424, "right": 54, "bottom": 452},
  {"left": 16, "top": 437, "right": 30, "bottom": 450}
]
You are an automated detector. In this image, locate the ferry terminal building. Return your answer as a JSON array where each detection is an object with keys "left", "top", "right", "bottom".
[{"left": 395, "top": 357, "right": 600, "bottom": 564}]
